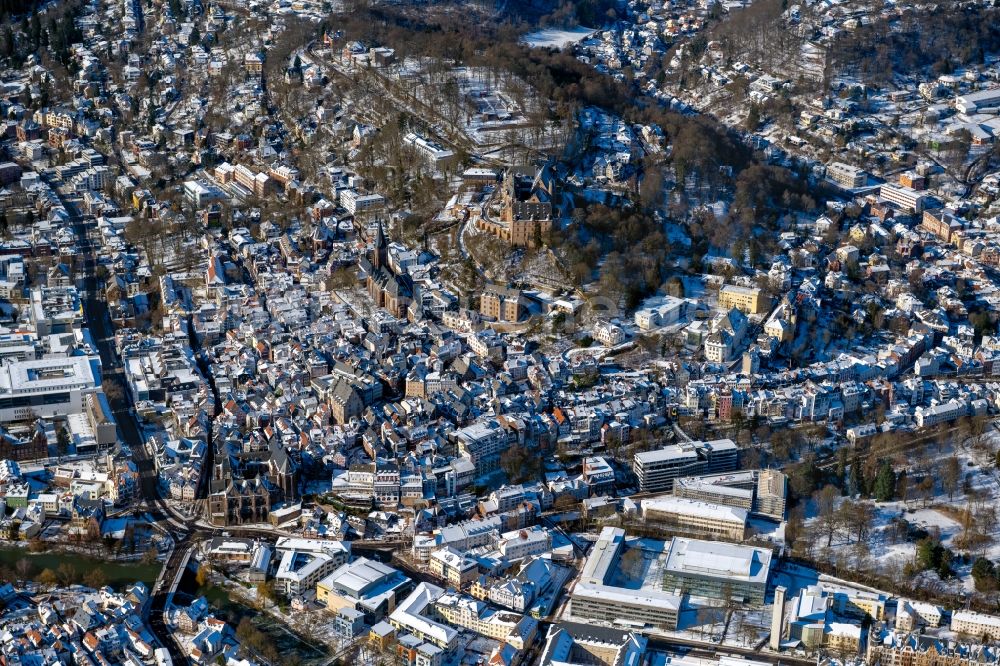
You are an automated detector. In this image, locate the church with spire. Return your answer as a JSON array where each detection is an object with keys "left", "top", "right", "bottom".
[{"left": 358, "top": 221, "right": 413, "bottom": 319}]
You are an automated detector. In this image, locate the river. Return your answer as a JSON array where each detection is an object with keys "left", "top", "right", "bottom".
[{"left": 0, "top": 545, "right": 160, "bottom": 588}]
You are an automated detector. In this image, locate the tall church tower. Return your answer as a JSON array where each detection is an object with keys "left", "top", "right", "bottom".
[{"left": 373, "top": 220, "right": 388, "bottom": 270}]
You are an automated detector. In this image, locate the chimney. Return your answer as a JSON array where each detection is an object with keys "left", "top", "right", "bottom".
[{"left": 770, "top": 585, "right": 786, "bottom": 652}]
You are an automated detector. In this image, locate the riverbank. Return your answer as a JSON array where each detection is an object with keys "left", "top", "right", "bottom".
[
  {"left": 0, "top": 545, "right": 160, "bottom": 588},
  {"left": 177, "top": 573, "right": 331, "bottom": 666}
]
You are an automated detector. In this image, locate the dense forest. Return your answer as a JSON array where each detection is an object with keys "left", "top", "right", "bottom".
[
  {"left": 504, "top": 0, "right": 620, "bottom": 28},
  {"left": 703, "top": 0, "right": 1000, "bottom": 92},
  {"left": 1, "top": 5, "right": 83, "bottom": 67},
  {"left": 830, "top": 3, "right": 1000, "bottom": 85},
  {"left": 0, "top": 0, "right": 37, "bottom": 21},
  {"left": 707, "top": 0, "right": 805, "bottom": 76}
]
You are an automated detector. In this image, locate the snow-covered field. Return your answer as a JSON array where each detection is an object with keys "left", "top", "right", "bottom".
[{"left": 522, "top": 26, "right": 597, "bottom": 49}]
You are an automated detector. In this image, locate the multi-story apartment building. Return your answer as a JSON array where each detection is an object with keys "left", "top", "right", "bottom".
[
  {"left": 920, "top": 209, "right": 966, "bottom": 244},
  {"left": 429, "top": 548, "right": 479, "bottom": 589},
  {"left": 411, "top": 516, "right": 504, "bottom": 562},
  {"left": 826, "top": 162, "right": 867, "bottom": 189},
  {"left": 433, "top": 592, "right": 537, "bottom": 646},
  {"left": 244, "top": 51, "right": 264, "bottom": 73},
  {"left": 951, "top": 611, "right": 1000, "bottom": 641},
  {"left": 0, "top": 162, "right": 21, "bottom": 185},
  {"left": 866, "top": 630, "right": 1000, "bottom": 666},
  {"left": 582, "top": 456, "right": 615, "bottom": 496},
  {"left": 487, "top": 576, "right": 539, "bottom": 614},
  {"left": 389, "top": 583, "right": 459, "bottom": 651},
  {"left": 497, "top": 526, "right": 551, "bottom": 561},
  {"left": 455, "top": 419, "right": 509, "bottom": 475},
  {"left": 704, "top": 309, "right": 748, "bottom": 363},
  {"left": 374, "top": 463, "right": 401, "bottom": 506},
  {"left": 895, "top": 599, "right": 943, "bottom": 632},
  {"left": 914, "top": 400, "right": 965, "bottom": 428},
  {"left": 340, "top": 190, "right": 385, "bottom": 215}
]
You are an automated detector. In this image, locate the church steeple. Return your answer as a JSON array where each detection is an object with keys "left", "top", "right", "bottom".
[{"left": 373, "top": 219, "right": 388, "bottom": 270}]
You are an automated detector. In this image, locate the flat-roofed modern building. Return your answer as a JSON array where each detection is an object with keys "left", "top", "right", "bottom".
[
  {"left": 826, "top": 162, "right": 867, "bottom": 189},
  {"left": 30, "top": 286, "right": 83, "bottom": 336},
  {"left": 673, "top": 469, "right": 787, "bottom": 521},
  {"left": 455, "top": 419, "right": 509, "bottom": 475},
  {"left": 0, "top": 355, "right": 99, "bottom": 422},
  {"left": 183, "top": 179, "right": 227, "bottom": 207},
  {"left": 403, "top": 132, "right": 455, "bottom": 164},
  {"left": 340, "top": 190, "right": 385, "bottom": 216},
  {"left": 569, "top": 527, "right": 680, "bottom": 630},
  {"left": 273, "top": 538, "right": 351, "bottom": 598},
  {"left": 633, "top": 439, "right": 738, "bottom": 493},
  {"left": 880, "top": 183, "right": 929, "bottom": 213},
  {"left": 674, "top": 472, "right": 755, "bottom": 511},
  {"left": 661, "top": 537, "right": 773, "bottom": 605},
  {"left": 640, "top": 496, "right": 748, "bottom": 541},
  {"left": 755, "top": 469, "right": 788, "bottom": 520},
  {"left": 956, "top": 87, "right": 1000, "bottom": 114}
]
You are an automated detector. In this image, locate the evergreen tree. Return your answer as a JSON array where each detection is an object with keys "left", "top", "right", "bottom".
[
  {"left": 28, "top": 12, "right": 40, "bottom": 48},
  {"left": 972, "top": 558, "right": 998, "bottom": 592},
  {"left": 1, "top": 25, "right": 13, "bottom": 58},
  {"left": 849, "top": 454, "right": 865, "bottom": 495},
  {"left": 836, "top": 447, "right": 848, "bottom": 492},
  {"left": 873, "top": 462, "right": 896, "bottom": 502}
]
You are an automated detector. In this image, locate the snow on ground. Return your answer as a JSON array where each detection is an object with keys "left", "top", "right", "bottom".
[
  {"left": 522, "top": 26, "right": 597, "bottom": 49},
  {"left": 799, "top": 431, "right": 1000, "bottom": 596},
  {"left": 664, "top": 222, "right": 692, "bottom": 247},
  {"left": 679, "top": 276, "right": 706, "bottom": 299},
  {"left": 749, "top": 517, "right": 784, "bottom": 545}
]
